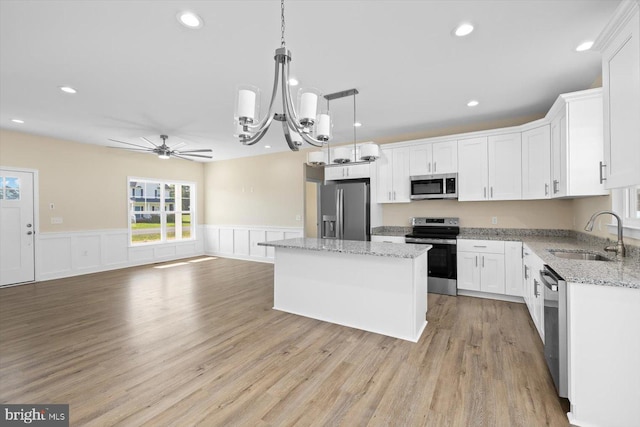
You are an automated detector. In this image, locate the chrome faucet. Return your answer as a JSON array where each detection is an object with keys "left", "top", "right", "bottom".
[{"left": 584, "top": 211, "right": 626, "bottom": 257}]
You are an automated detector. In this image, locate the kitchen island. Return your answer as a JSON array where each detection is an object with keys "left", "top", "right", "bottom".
[{"left": 259, "top": 238, "right": 431, "bottom": 342}]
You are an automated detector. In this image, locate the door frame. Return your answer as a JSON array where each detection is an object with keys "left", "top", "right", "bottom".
[{"left": 0, "top": 166, "right": 40, "bottom": 284}]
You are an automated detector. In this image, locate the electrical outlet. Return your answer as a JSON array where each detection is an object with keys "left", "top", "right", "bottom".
[{"left": 491, "top": 216, "right": 498, "bottom": 225}]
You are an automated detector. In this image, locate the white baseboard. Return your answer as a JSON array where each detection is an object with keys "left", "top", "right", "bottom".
[{"left": 457, "top": 289, "right": 525, "bottom": 304}]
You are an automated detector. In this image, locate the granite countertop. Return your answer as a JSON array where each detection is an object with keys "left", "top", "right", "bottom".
[
  {"left": 259, "top": 237, "right": 430, "bottom": 259},
  {"left": 371, "top": 226, "right": 411, "bottom": 237},
  {"left": 458, "top": 229, "right": 640, "bottom": 290}
]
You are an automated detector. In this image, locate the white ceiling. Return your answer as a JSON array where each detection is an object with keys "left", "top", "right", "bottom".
[{"left": 0, "top": 0, "right": 620, "bottom": 162}]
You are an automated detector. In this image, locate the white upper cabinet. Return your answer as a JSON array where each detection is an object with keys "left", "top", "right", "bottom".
[
  {"left": 548, "top": 88, "right": 608, "bottom": 197},
  {"left": 458, "top": 133, "right": 521, "bottom": 201},
  {"left": 522, "top": 125, "right": 552, "bottom": 199},
  {"left": 377, "top": 147, "right": 410, "bottom": 203},
  {"left": 458, "top": 137, "right": 489, "bottom": 201},
  {"left": 324, "top": 163, "right": 370, "bottom": 181},
  {"left": 488, "top": 133, "right": 522, "bottom": 200},
  {"left": 596, "top": 1, "right": 640, "bottom": 188},
  {"left": 409, "top": 140, "right": 457, "bottom": 176}
]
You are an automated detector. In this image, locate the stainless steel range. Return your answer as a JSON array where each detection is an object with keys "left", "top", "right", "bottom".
[{"left": 405, "top": 217, "right": 459, "bottom": 296}]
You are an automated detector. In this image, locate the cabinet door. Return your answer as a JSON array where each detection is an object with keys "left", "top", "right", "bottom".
[
  {"left": 522, "top": 126, "right": 551, "bottom": 199},
  {"left": 324, "top": 166, "right": 344, "bottom": 181},
  {"left": 479, "top": 253, "right": 506, "bottom": 294},
  {"left": 602, "top": 8, "right": 640, "bottom": 189},
  {"left": 391, "top": 147, "right": 411, "bottom": 202},
  {"left": 409, "top": 143, "right": 432, "bottom": 176},
  {"left": 457, "top": 252, "right": 481, "bottom": 291},
  {"left": 488, "top": 133, "right": 522, "bottom": 200},
  {"left": 376, "top": 149, "right": 392, "bottom": 203},
  {"left": 458, "top": 137, "right": 488, "bottom": 201},
  {"left": 551, "top": 112, "right": 568, "bottom": 197},
  {"left": 432, "top": 140, "right": 458, "bottom": 174},
  {"left": 504, "top": 242, "right": 524, "bottom": 297},
  {"left": 346, "top": 163, "right": 371, "bottom": 179}
]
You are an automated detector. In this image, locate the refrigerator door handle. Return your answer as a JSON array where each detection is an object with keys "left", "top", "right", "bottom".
[{"left": 338, "top": 188, "right": 345, "bottom": 239}]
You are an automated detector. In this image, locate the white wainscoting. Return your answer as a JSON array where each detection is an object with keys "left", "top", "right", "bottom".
[
  {"left": 37, "top": 227, "right": 205, "bottom": 281},
  {"left": 204, "top": 225, "right": 304, "bottom": 263}
]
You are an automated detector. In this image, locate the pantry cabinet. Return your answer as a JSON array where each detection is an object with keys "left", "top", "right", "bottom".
[
  {"left": 458, "top": 133, "right": 522, "bottom": 201},
  {"left": 377, "top": 147, "right": 410, "bottom": 203},
  {"left": 409, "top": 140, "right": 457, "bottom": 176},
  {"left": 548, "top": 89, "right": 608, "bottom": 198},
  {"left": 596, "top": 0, "right": 640, "bottom": 188},
  {"left": 522, "top": 125, "right": 552, "bottom": 199}
]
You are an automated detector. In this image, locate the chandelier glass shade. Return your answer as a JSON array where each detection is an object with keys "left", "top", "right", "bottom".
[{"left": 233, "top": 0, "right": 331, "bottom": 151}]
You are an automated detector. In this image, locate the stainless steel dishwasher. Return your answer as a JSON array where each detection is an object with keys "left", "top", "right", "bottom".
[{"left": 540, "top": 265, "right": 568, "bottom": 398}]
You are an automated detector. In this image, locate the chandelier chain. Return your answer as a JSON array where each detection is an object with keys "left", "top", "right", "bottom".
[{"left": 280, "top": 0, "right": 286, "bottom": 47}]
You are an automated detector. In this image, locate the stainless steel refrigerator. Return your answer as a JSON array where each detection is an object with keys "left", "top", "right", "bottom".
[{"left": 319, "top": 181, "right": 370, "bottom": 241}]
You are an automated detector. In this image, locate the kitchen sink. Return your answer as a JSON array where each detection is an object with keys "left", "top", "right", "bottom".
[{"left": 548, "top": 250, "right": 611, "bottom": 261}]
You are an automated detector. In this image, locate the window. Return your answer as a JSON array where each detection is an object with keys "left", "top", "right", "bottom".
[
  {"left": 612, "top": 184, "right": 640, "bottom": 239},
  {"left": 128, "top": 178, "right": 195, "bottom": 245}
]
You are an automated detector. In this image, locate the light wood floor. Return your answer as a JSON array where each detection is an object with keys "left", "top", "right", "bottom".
[{"left": 0, "top": 257, "right": 569, "bottom": 426}]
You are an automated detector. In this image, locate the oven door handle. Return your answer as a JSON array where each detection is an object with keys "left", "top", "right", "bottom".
[
  {"left": 405, "top": 237, "right": 457, "bottom": 245},
  {"left": 540, "top": 270, "right": 559, "bottom": 291}
]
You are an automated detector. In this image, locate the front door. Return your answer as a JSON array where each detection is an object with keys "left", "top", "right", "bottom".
[{"left": 0, "top": 169, "right": 35, "bottom": 286}]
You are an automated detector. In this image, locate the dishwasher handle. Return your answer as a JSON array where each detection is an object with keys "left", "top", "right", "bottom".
[{"left": 540, "top": 269, "right": 559, "bottom": 292}]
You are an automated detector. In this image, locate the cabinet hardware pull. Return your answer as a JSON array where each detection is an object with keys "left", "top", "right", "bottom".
[
  {"left": 475, "top": 256, "right": 478, "bottom": 267},
  {"left": 599, "top": 161, "right": 607, "bottom": 184},
  {"left": 482, "top": 256, "right": 485, "bottom": 268},
  {"left": 524, "top": 265, "right": 529, "bottom": 279},
  {"left": 428, "top": 162, "right": 431, "bottom": 173},
  {"left": 433, "top": 162, "right": 437, "bottom": 172},
  {"left": 490, "top": 187, "right": 493, "bottom": 198},
  {"left": 553, "top": 179, "right": 559, "bottom": 194},
  {"left": 484, "top": 187, "right": 487, "bottom": 198},
  {"left": 473, "top": 245, "right": 487, "bottom": 248},
  {"left": 388, "top": 191, "right": 391, "bottom": 201},
  {"left": 393, "top": 191, "right": 396, "bottom": 200},
  {"left": 545, "top": 183, "right": 549, "bottom": 196}
]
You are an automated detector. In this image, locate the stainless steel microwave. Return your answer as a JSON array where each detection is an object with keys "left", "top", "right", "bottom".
[{"left": 410, "top": 173, "right": 458, "bottom": 200}]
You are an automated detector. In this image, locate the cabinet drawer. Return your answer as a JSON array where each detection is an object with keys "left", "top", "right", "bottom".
[
  {"left": 457, "top": 239, "right": 505, "bottom": 254},
  {"left": 371, "top": 235, "right": 406, "bottom": 244}
]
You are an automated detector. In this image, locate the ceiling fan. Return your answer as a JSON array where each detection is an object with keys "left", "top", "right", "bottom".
[{"left": 108, "top": 134, "right": 213, "bottom": 161}]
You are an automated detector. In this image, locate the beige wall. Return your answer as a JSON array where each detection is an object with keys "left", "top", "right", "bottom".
[
  {"left": 203, "top": 149, "right": 307, "bottom": 227},
  {"left": 382, "top": 199, "right": 575, "bottom": 229},
  {"left": 0, "top": 129, "right": 205, "bottom": 232}
]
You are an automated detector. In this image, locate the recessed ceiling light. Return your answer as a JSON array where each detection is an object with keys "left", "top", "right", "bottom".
[
  {"left": 11, "top": 118, "right": 24, "bottom": 124},
  {"left": 177, "top": 11, "right": 203, "bottom": 29},
  {"left": 264, "top": 145, "right": 271, "bottom": 149},
  {"left": 467, "top": 100, "right": 479, "bottom": 107},
  {"left": 354, "top": 122, "right": 362, "bottom": 127},
  {"left": 575, "top": 41, "right": 594, "bottom": 52},
  {"left": 288, "top": 78, "right": 299, "bottom": 86},
  {"left": 59, "top": 86, "right": 77, "bottom": 94},
  {"left": 454, "top": 23, "right": 474, "bottom": 37}
]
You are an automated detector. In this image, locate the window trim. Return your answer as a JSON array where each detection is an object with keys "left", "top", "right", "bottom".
[
  {"left": 609, "top": 186, "right": 640, "bottom": 240},
  {"left": 127, "top": 176, "right": 196, "bottom": 247}
]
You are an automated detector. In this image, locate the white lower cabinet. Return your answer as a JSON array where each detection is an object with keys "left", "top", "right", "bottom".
[
  {"left": 522, "top": 243, "right": 544, "bottom": 342},
  {"left": 504, "top": 241, "right": 524, "bottom": 296},
  {"left": 457, "top": 239, "right": 505, "bottom": 294}
]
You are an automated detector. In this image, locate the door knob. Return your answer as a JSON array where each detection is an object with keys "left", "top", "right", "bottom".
[
  {"left": 27, "top": 231, "right": 33, "bottom": 235},
  {"left": 26, "top": 223, "right": 32, "bottom": 228}
]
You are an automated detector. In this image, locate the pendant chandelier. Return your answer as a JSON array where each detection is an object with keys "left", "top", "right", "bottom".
[{"left": 234, "top": 0, "right": 331, "bottom": 151}]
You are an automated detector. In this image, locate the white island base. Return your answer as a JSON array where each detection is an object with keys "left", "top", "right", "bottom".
[{"left": 271, "top": 244, "right": 429, "bottom": 342}]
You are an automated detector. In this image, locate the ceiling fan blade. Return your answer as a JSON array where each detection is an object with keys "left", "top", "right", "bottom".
[
  {"left": 172, "top": 154, "right": 195, "bottom": 162},
  {"left": 170, "top": 142, "right": 187, "bottom": 150},
  {"left": 109, "top": 139, "right": 154, "bottom": 150},
  {"left": 176, "top": 153, "right": 213, "bottom": 159},
  {"left": 176, "top": 149, "right": 214, "bottom": 153},
  {"left": 140, "top": 136, "right": 160, "bottom": 148},
  {"left": 108, "top": 146, "right": 155, "bottom": 153}
]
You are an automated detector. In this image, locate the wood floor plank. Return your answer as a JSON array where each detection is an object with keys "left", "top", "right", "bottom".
[{"left": 0, "top": 256, "right": 570, "bottom": 426}]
